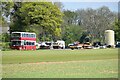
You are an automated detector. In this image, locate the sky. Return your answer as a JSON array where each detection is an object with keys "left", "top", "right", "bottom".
[{"left": 62, "top": 2, "right": 119, "bottom": 12}]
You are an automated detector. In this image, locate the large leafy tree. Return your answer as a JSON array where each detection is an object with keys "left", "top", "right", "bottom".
[{"left": 9, "top": 2, "right": 63, "bottom": 41}]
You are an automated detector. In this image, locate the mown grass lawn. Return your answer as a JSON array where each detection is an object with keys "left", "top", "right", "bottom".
[{"left": 2, "top": 49, "right": 119, "bottom": 78}]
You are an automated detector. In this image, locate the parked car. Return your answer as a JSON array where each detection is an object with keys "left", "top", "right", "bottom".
[
  {"left": 99, "top": 45, "right": 107, "bottom": 49},
  {"left": 39, "top": 42, "right": 51, "bottom": 49},
  {"left": 116, "top": 41, "right": 120, "bottom": 48},
  {"left": 68, "top": 41, "right": 83, "bottom": 50},
  {"left": 82, "top": 42, "right": 93, "bottom": 49}
]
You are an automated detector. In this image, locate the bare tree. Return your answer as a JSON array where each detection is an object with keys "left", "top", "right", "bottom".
[{"left": 76, "top": 6, "right": 117, "bottom": 42}]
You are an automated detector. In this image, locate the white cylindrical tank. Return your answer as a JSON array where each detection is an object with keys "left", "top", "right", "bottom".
[{"left": 105, "top": 30, "right": 115, "bottom": 46}]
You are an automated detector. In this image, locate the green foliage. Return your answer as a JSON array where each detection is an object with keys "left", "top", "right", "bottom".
[
  {"left": 63, "top": 10, "right": 78, "bottom": 25},
  {"left": 79, "top": 32, "right": 89, "bottom": 43},
  {"left": 2, "top": 2, "right": 117, "bottom": 44},
  {"left": 0, "top": 34, "right": 2, "bottom": 42},
  {"left": 61, "top": 10, "right": 83, "bottom": 45},
  {"left": 10, "top": 2, "right": 63, "bottom": 41},
  {"left": 2, "top": 42, "right": 11, "bottom": 51},
  {"left": 1, "top": 33, "right": 10, "bottom": 42},
  {"left": 0, "top": 33, "right": 11, "bottom": 50},
  {"left": 1, "top": 2, "right": 14, "bottom": 17},
  {"left": 1, "top": 2, "right": 14, "bottom": 26},
  {"left": 113, "top": 19, "right": 120, "bottom": 41},
  {"left": 62, "top": 25, "right": 82, "bottom": 45}
]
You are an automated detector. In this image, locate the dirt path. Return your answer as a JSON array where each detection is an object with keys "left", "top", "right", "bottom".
[{"left": 24, "top": 59, "right": 118, "bottom": 65}]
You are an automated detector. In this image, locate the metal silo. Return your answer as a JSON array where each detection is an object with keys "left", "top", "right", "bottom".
[{"left": 105, "top": 30, "right": 115, "bottom": 47}]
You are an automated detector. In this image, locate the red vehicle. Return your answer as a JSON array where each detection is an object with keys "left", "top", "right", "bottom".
[{"left": 11, "top": 32, "right": 36, "bottom": 50}]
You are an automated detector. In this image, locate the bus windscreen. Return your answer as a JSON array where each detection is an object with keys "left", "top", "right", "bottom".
[{"left": 12, "top": 33, "right": 20, "bottom": 37}]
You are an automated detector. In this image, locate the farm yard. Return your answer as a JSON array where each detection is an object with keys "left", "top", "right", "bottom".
[{"left": 2, "top": 48, "right": 118, "bottom": 78}]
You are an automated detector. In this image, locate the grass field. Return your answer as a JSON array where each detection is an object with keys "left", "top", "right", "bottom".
[{"left": 2, "top": 49, "right": 119, "bottom": 78}]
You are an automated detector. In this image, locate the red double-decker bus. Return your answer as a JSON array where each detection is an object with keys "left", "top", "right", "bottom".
[{"left": 11, "top": 32, "right": 36, "bottom": 50}]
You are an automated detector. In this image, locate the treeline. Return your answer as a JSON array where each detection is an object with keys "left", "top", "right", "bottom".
[
  {"left": 62, "top": 7, "right": 118, "bottom": 44},
  {"left": 1, "top": 2, "right": 120, "bottom": 45}
]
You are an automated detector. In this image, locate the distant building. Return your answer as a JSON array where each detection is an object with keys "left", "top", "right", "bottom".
[{"left": 0, "top": 25, "right": 9, "bottom": 34}]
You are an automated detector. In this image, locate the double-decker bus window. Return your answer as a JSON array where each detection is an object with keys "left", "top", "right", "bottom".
[
  {"left": 22, "top": 33, "right": 26, "bottom": 37},
  {"left": 22, "top": 33, "right": 24, "bottom": 37},
  {"left": 26, "top": 42, "right": 29, "bottom": 45},
  {"left": 28, "top": 34, "right": 30, "bottom": 37},
  {"left": 24, "top": 34, "right": 26, "bottom": 37},
  {"left": 26, "top": 34, "right": 28, "bottom": 37},
  {"left": 28, "top": 42, "right": 31, "bottom": 45},
  {"left": 25, "top": 42, "right": 33, "bottom": 45},
  {"left": 31, "top": 34, "right": 33, "bottom": 38},
  {"left": 12, "top": 33, "right": 20, "bottom": 37},
  {"left": 32, "top": 42, "right": 34, "bottom": 45},
  {"left": 33, "top": 34, "right": 35, "bottom": 38}
]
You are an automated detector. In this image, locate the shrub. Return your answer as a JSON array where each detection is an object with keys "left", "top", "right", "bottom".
[
  {"left": 1, "top": 33, "right": 10, "bottom": 42},
  {"left": 2, "top": 42, "right": 11, "bottom": 51}
]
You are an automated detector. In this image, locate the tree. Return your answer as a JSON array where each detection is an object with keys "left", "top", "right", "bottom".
[
  {"left": 79, "top": 31, "right": 89, "bottom": 43},
  {"left": 62, "top": 25, "right": 82, "bottom": 45},
  {"left": 1, "top": 2, "right": 14, "bottom": 18},
  {"left": 0, "top": 2, "right": 12, "bottom": 42},
  {"left": 61, "top": 10, "right": 82, "bottom": 45},
  {"left": 1, "top": 1, "right": 14, "bottom": 34},
  {"left": 63, "top": 10, "right": 78, "bottom": 25},
  {"left": 8, "top": 2, "right": 63, "bottom": 41},
  {"left": 54, "top": 2, "right": 64, "bottom": 11},
  {"left": 76, "top": 6, "right": 117, "bottom": 43},
  {"left": 113, "top": 19, "right": 120, "bottom": 41}
]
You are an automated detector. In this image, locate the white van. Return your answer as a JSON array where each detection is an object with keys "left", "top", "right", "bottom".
[{"left": 53, "top": 40, "right": 65, "bottom": 49}]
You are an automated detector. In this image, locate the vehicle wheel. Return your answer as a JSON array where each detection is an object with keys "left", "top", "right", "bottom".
[{"left": 71, "top": 48, "right": 74, "bottom": 50}]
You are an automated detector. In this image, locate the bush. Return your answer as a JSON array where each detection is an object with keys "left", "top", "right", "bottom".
[
  {"left": 1, "top": 33, "right": 10, "bottom": 42},
  {"left": 1, "top": 42, "right": 11, "bottom": 51}
]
